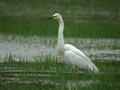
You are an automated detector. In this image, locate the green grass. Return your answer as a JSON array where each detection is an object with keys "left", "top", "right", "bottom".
[
  {"left": 0, "top": 56, "right": 120, "bottom": 90},
  {"left": 0, "top": 0, "right": 120, "bottom": 38},
  {"left": 0, "top": 17, "right": 120, "bottom": 38}
]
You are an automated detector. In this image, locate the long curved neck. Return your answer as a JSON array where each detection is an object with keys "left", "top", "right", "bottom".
[{"left": 57, "top": 16, "right": 64, "bottom": 48}]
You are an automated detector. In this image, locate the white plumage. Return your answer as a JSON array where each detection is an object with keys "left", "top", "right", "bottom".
[{"left": 50, "top": 13, "right": 99, "bottom": 73}]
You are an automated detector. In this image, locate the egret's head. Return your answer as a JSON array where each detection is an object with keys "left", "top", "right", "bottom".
[{"left": 47, "top": 13, "right": 61, "bottom": 20}]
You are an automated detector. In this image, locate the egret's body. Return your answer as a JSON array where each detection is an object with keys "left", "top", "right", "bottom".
[{"left": 50, "top": 13, "right": 99, "bottom": 73}]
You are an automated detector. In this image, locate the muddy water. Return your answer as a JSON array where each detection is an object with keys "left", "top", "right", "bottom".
[{"left": 0, "top": 34, "right": 120, "bottom": 62}]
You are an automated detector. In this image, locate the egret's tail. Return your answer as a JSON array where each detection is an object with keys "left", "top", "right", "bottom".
[{"left": 93, "top": 64, "right": 100, "bottom": 73}]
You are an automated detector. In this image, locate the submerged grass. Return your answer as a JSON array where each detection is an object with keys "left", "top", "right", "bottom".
[{"left": 0, "top": 56, "right": 120, "bottom": 90}]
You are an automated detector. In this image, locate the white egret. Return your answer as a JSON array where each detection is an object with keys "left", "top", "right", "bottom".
[{"left": 48, "top": 13, "right": 99, "bottom": 74}]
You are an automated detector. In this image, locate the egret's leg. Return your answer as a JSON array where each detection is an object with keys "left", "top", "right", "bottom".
[{"left": 72, "top": 67, "right": 74, "bottom": 76}]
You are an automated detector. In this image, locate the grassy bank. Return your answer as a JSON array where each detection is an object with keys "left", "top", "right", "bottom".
[
  {"left": 0, "top": 17, "right": 120, "bottom": 38},
  {"left": 0, "top": 0, "right": 120, "bottom": 38}
]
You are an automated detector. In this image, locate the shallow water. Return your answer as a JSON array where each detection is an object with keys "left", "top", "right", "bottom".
[
  {"left": 1, "top": 69, "right": 120, "bottom": 89},
  {"left": 0, "top": 34, "right": 120, "bottom": 62}
]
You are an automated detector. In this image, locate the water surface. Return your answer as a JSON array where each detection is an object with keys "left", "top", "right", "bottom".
[{"left": 0, "top": 34, "right": 120, "bottom": 62}]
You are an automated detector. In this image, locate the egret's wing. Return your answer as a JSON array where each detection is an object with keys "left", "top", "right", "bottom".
[
  {"left": 64, "top": 44, "right": 91, "bottom": 61},
  {"left": 64, "top": 50, "right": 99, "bottom": 73},
  {"left": 64, "top": 50, "right": 94, "bottom": 71}
]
